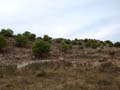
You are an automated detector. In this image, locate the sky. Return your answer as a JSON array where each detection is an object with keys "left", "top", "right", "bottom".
[{"left": 0, "top": 0, "right": 120, "bottom": 41}]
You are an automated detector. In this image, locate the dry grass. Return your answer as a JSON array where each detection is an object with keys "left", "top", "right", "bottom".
[{"left": 0, "top": 61, "right": 120, "bottom": 90}]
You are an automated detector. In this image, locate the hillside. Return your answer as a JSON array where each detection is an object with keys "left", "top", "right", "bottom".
[{"left": 0, "top": 29, "right": 120, "bottom": 90}]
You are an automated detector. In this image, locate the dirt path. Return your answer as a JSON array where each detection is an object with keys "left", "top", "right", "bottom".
[{"left": 17, "top": 59, "right": 59, "bottom": 69}]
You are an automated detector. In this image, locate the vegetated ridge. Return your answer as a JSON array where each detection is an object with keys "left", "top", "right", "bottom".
[{"left": 0, "top": 28, "right": 120, "bottom": 90}]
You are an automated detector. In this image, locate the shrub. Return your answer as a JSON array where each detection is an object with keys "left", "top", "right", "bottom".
[
  {"left": 28, "top": 34, "right": 36, "bottom": 41},
  {"left": 0, "top": 36, "right": 6, "bottom": 50},
  {"left": 43, "top": 35, "right": 52, "bottom": 43},
  {"left": 104, "top": 40, "right": 113, "bottom": 47},
  {"left": 15, "top": 34, "right": 28, "bottom": 47},
  {"left": 23, "top": 31, "right": 30, "bottom": 37},
  {"left": 79, "top": 45, "right": 84, "bottom": 49},
  {"left": 37, "top": 37, "right": 42, "bottom": 40},
  {"left": 114, "top": 42, "right": 120, "bottom": 47},
  {"left": 97, "top": 79, "right": 112, "bottom": 86},
  {"left": 55, "top": 38, "right": 64, "bottom": 43},
  {"left": 35, "top": 71, "right": 47, "bottom": 77},
  {"left": 0, "top": 28, "right": 13, "bottom": 37},
  {"left": 99, "top": 62, "right": 120, "bottom": 73},
  {"left": 71, "top": 39, "right": 79, "bottom": 45},
  {"left": 32, "top": 40, "right": 51, "bottom": 58},
  {"left": 84, "top": 39, "right": 100, "bottom": 49},
  {"left": 60, "top": 42, "right": 72, "bottom": 52},
  {"left": 23, "top": 31, "right": 36, "bottom": 41},
  {"left": 64, "top": 39, "right": 71, "bottom": 44}
]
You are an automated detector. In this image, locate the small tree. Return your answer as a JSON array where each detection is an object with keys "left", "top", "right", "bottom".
[
  {"left": 15, "top": 34, "right": 28, "bottom": 47},
  {"left": 0, "top": 28, "right": 13, "bottom": 37},
  {"left": 0, "top": 36, "right": 6, "bottom": 51},
  {"left": 32, "top": 40, "right": 51, "bottom": 58}
]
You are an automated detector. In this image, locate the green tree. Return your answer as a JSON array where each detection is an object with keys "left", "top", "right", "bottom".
[
  {"left": 0, "top": 35, "right": 6, "bottom": 50},
  {"left": 0, "top": 28, "right": 13, "bottom": 37},
  {"left": 32, "top": 40, "right": 51, "bottom": 58}
]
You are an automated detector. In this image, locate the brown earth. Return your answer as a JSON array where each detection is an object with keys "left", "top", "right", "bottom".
[{"left": 0, "top": 38, "right": 120, "bottom": 90}]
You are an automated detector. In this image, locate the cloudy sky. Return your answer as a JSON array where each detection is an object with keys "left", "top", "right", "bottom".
[{"left": 0, "top": 0, "right": 120, "bottom": 41}]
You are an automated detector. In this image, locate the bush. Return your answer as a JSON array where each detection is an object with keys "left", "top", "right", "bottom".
[
  {"left": 55, "top": 38, "right": 64, "bottom": 43},
  {"left": 99, "top": 62, "right": 120, "bottom": 73},
  {"left": 23, "top": 31, "right": 30, "bottom": 37},
  {"left": 71, "top": 39, "right": 79, "bottom": 45},
  {"left": 35, "top": 70, "right": 47, "bottom": 77},
  {"left": 0, "top": 28, "right": 13, "bottom": 37},
  {"left": 97, "top": 79, "right": 112, "bottom": 86},
  {"left": 114, "top": 42, "right": 120, "bottom": 47},
  {"left": 43, "top": 35, "right": 52, "bottom": 43},
  {"left": 23, "top": 31, "right": 36, "bottom": 41},
  {"left": 32, "top": 40, "right": 51, "bottom": 58},
  {"left": 0, "top": 36, "right": 6, "bottom": 50},
  {"left": 15, "top": 34, "right": 28, "bottom": 47},
  {"left": 60, "top": 43, "right": 72, "bottom": 52},
  {"left": 28, "top": 34, "right": 36, "bottom": 41},
  {"left": 84, "top": 39, "right": 100, "bottom": 49},
  {"left": 104, "top": 40, "right": 113, "bottom": 47},
  {"left": 64, "top": 39, "right": 71, "bottom": 44}
]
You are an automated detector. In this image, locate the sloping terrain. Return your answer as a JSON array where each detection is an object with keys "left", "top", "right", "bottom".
[{"left": 0, "top": 37, "right": 120, "bottom": 90}]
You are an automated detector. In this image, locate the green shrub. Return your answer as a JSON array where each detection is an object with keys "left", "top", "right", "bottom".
[
  {"left": 37, "top": 37, "right": 42, "bottom": 40},
  {"left": 55, "top": 38, "right": 64, "bottom": 43},
  {"left": 84, "top": 39, "right": 100, "bottom": 49},
  {"left": 32, "top": 40, "right": 51, "bottom": 58},
  {"left": 60, "top": 43, "right": 72, "bottom": 52},
  {"left": 104, "top": 40, "right": 113, "bottom": 47},
  {"left": 23, "top": 31, "right": 30, "bottom": 37},
  {"left": 15, "top": 34, "right": 28, "bottom": 47},
  {"left": 28, "top": 34, "right": 36, "bottom": 41},
  {"left": 64, "top": 39, "right": 71, "bottom": 44},
  {"left": 35, "top": 71, "right": 47, "bottom": 77},
  {"left": 97, "top": 79, "right": 112, "bottom": 86},
  {"left": 23, "top": 31, "right": 36, "bottom": 41},
  {"left": 99, "top": 62, "right": 120, "bottom": 73},
  {"left": 0, "top": 36, "right": 6, "bottom": 50},
  {"left": 43, "top": 35, "right": 52, "bottom": 43},
  {"left": 71, "top": 39, "right": 79, "bottom": 45},
  {"left": 0, "top": 28, "right": 13, "bottom": 37},
  {"left": 114, "top": 42, "right": 120, "bottom": 47},
  {"left": 79, "top": 45, "right": 84, "bottom": 49}
]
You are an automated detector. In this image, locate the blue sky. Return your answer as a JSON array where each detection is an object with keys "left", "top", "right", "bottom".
[{"left": 0, "top": 0, "right": 120, "bottom": 41}]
